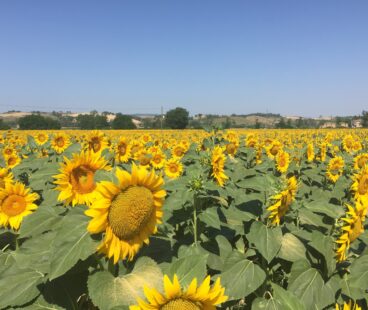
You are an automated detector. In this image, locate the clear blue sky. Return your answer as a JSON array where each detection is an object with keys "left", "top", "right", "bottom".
[{"left": 1, "top": 1, "right": 367, "bottom": 117}]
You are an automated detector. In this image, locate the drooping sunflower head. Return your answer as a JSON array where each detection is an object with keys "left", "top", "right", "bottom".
[
  {"left": 164, "top": 158, "right": 183, "bottom": 179},
  {"left": 335, "top": 201, "right": 366, "bottom": 262},
  {"left": 51, "top": 133, "right": 71, "bottom": 154},
  {"left": 326, "top": 156, "right": 345, "bottom": 183},
  {"left": 353, "top": 153, "right": 368, "bottom": 170},
  {"left": 130, "top": 274, "right": 228, "bottom": 310},
  {"left": 267, "top": 176, "right": 298, "bottom": 225},
  {"left": 211, "top": 145, "right": 228, "bottom": 187},
  {"left": 351, "top": 166, "right": 368, "bottom": 204},
  {"left": 306, "top": 143, "right": 315, "bottom": 162},
  {"left": 0, "top": 182, "right": 39, "bottom": 230},
  {"left": 34, "top": 133, "right": 49, "bottom": 146},
  {"left": 335, "top": 300, "right": 362, "bottom": 310},
  {"left": 85, "top": 164, "right": 166, "bottom": 263},
  {"left": 54, "top": 150, "right": 111, "bottom": 206},
  {"left": 275, "top": 150, "right": 290, "bottom": 174},
  {"left": 86, "top": 130, "right": 108, "bottom": 154},
  {"left": 0, "top": 167, "right": 14, "bottom": 189}
]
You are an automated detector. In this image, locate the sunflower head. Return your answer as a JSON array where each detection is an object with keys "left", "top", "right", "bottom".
[
  {"left": 130, "top": 274, "right": 228, "bottom": 310},
  {"left": 0, "top": 167, "right": 14, "bottom": 189},
  {"left": 85, "top": 164, "right": 166, "bottom": 263},
  {"left": 335, "top": 202, "right": 366, "bottom": 262},
  {"left": 34, "top": 133, "right": 49, "bottom": 146},
  {"left": 351, "top": 166, "right": 368, "bottom": 203},
  {"left": 326, "top": 156, "right": 344, "bottom": 183},
  {"left": 275, "top": 151, "right": 290, "bottom": 174},
  {"left": 354, "top": 153, "right": 368, "bottom": 170},
  {"left": 54, "top": 150, "right": 111, "bottom": 206},
  {"left": 211, "top": 145, "right": 228, "bottom": 187},
  {"left": 0, "top": 182, "right": 39, "bottom": 230},
  {"left": 51, "top": 133, "right": 71, "bottom": 154},
  {"left": 86, "top": 130, "right": 108, "bottom": 153},
  {"left": 164, "top": 158, "right": 183, "bottom": 179},
  {"left": 6, "top": 154, "right": 21, "bottom": 169}
]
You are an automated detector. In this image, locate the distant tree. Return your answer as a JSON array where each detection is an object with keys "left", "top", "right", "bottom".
[
  {"left": 165, "top": 107, "right": 189, "bottom": 129},
  {"left": 0, "top": 118, "right": 10, "bottom": 130},
  {"left": 77, "top": 114, "right": 109, "bottom": 129},
  {"left": 254, "top": 118, "right": 261, "bottom": 129},
  {"left": 18, "top": 114, "right": 61, "bottom": 129},
  {"left": 222, "top": 117, "right": 232, "bottom": 129},
  {"left": 112, "top": 113, "right": 136, "bottom": 129},
  {"left": 362, "top": 111, "right": 368, "bottom": 128}
]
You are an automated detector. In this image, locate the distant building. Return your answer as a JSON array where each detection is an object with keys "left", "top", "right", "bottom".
[{"left": 352, "top": 119, "right": 363, "bottom": 128}]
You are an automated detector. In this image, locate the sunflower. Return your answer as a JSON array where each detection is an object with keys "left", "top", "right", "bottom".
[
  {"left": 51, "top": 133, "right": 71, "bottom": 154},
  {"left": 137, "top": 150, "right": 152, "bottom": 168},
  {"left": 5, "top": 154, "right": 21, "bottom": 169},
  {"left": 114, "top": 137, "right": 131, "bottom": 163},
  {"left": 353, "top": 153, "right": 368, "bottom": 170},
  {"left": 318, "top": 142, "right": 327, "bottom": 162},
  {"left": 171, "top": 144, "right": 186, "bottom": 159},
  {"left": 335, "top": 201, "right": 366, "bottom": 262},
  {"left": 85, "top": 164, "right": 166, "bottom": 262},
  {"left": 34, "top": 132, "right": 49, "bottom": 146},
  {"left": 86, "top": 130, "right": 108, "bottom": 154},
  {"left": 266, "top": 140, "right": 282, "bottom": 159},
  {"left": 326, "top": 156, "right": 344, "bottom": 183},
  {"left": 0, "top": 182, "right": 39, "bottom": 230},
  {"left": 351, "top": 166, "right": 368, "bottom": 204},
  {"left": 54, "top": 151, "right": 111, "bottom": 206},
  {"left": 211, "top": 145, "right": 228, "bottom": 187},
  {"left": 2, "top": 145, "right": 16, "bottom": 158},
  {"left": 306, "top": 143, "right": 314, "bottom": 162},
  {"left": 267, "top": 176, "right": 298, "bottom": 225},
  {"left": 0, "top": 168, "right": 14, "bottom": 189},
  {"left": 342, "top": 135, "right": 354, "bottom": 153},
  {"left": 275, "top": 150, "right": 290, "bottom": 174},
  {"left": 335, "top": 301, "right": 362, "bottom": 310},
  {"left": 130, "top": 274, "right": 228, "bottom": 310},
  {"left": 165, "top": 158, "right": 183, "bottom": 179},
  {"left": 151, "top": 151, "right": 166, "bottom": 170},
  {"left": 225, "top": 140, "right": 239, "bottom": 157}
]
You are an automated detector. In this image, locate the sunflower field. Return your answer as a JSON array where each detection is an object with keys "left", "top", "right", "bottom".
[{"left": 0, "top": 129, "right": 368, "bottom": 310}]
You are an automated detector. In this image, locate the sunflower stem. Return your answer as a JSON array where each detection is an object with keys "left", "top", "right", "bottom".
[{"left": 193, "top": 194, "right": 198, "bottom": 246}]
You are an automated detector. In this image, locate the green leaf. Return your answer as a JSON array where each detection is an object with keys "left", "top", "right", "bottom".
[
  {"left": 88, "top": 257, "right": 163, "bottom": 310},
  {"left": 198, "top": 207, "right": 221, "bottom": 230},
  {"left": 247, "top": 221, "right": 282, "bottom": 263},
  {"left": 303, "top": 200, "right": 344, "bottom": 218},
  {"left": 308, "top": 231, "right": 335, "bottom": 277},
  {"left": 349, "top": 254, "right": 368, "bottom": 289},
  {"left": 49, "top": 212, "right": 98, "bottom": 280},
  {"left": 278, "top": 233, "right": 306, "bottom": 262},
  {"left": 271, "top": 284, "right": 306, "bottom": 310},
  {"left": 0, "top": 266, "right": 45, "bottom": 308},
  {"left": 252, "top": 297, "right": 282, "bottom": 310},
  {"left": 220, "top": 250, "right": 266, "bottom": 299},
  {"left": 168, "top": 254, "right": 208, "bottom": 287},
  {"left": 19, "top": 204, "right": 61, "bottom": 238},
  {"left": 288, "top": 264, "right": 324, "bottom": 310}
]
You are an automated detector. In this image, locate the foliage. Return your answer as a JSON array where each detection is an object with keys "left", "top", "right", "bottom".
[
  {"left": 111, "top": 113, "right": 136, "bottom": 129},
  {"left": 18, "top": 114, "right": 61, "bottom": 129},
  {"left": 77, "top": 113, "right": 109, "bottom": 129},
  {"left": 165, "top": 107, "right": 189, "bottom": 129},
  {"left": 0, "top": 128, "right": 367, "bottom": 309}
]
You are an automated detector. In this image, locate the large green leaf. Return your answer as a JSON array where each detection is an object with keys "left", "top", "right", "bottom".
[
  {"left": 247, "top": 221, "right": 282, "bottom": 263},
  {"left": 308, "top": 231, "right": 335, "bottom": 277},
  {"left": 288, "top": 263, "right": 324, "bottom": 310},
  {"left": 271, "top": 283, "right": 306, "bottom": 310},
  {"left": 49, "top": 212, "right": 98, "bottom": 280},
  {"left": 88, "top": 257, "right": 163, "bottom": 310},
  {"left": 278, "top": 233, "right": 306, "bottom": 262},
  {"left": 252, "top": 297, "right": 282, "bottom": 310},
  {"left": 349, "top": 254, "right": 368, "bottom": 289},
  {"left": 168, "top": 254, "right": 208, "bottom": 287},
  {"left": 220, "top": 250, "right": 266, "bottom": 299},
  {"left": 19, "top": 204, "right": 61, "bottom": 238},
  {"left": 0, "top": 265, "right": 45, "bottom": 308}
]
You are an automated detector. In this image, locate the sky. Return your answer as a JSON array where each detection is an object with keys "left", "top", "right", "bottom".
[{"left": 0, "top": 1, "right": 368, "bottom": 117}]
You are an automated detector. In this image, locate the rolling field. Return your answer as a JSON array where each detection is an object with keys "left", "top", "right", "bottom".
[{"left": 0, "top": 129, "right": 367, "bottom": 309}]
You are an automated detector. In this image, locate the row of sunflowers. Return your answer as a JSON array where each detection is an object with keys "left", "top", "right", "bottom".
[{"left": 0, "top": 128, "right": 367, "bottom": 309}]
